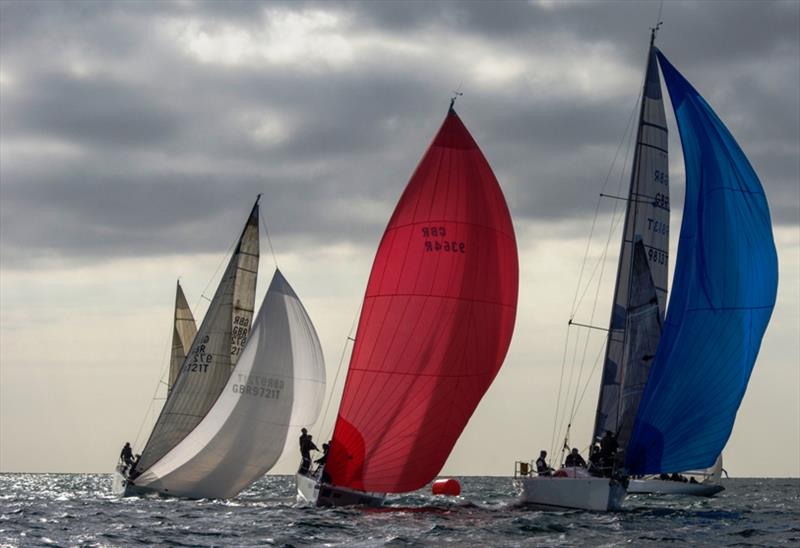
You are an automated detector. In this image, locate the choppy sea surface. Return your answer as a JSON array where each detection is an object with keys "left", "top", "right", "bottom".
[{"left": 1, "top": 475, "right": 798, "bottom": 547}]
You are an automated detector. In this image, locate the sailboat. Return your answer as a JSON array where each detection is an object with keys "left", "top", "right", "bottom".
[
  {"left": 628, "top": 455, "right": 724, "bottom": 496},
  {"left": 515, "top": 29, "right": 778, "bottom": 511},
  {"left": 114, "top": 197, "right": 327, "bottom": 499},
  {"left": 296, "top": 102, "right": 519, "bottom": 507}
]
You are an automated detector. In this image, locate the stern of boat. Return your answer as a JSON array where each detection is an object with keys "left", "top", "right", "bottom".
[
  {"left": 296, "top": 472, "right": 385, "bottom": 507},
  {"left": 514, "top": 474, "right": 626, "bottom": 511}
]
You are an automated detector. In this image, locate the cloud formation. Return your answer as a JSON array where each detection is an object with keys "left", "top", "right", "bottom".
[{"left": 1, "top": 0, "right": 797, "bottom": 267}]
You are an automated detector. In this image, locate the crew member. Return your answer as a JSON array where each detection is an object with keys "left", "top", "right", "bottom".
[
  {"left": 119, "top": 442, "right": 134, "bottom": 471},
  {"left": 564, "top": 447, "right": 587, "bottom": 468},
  {"left": 535, "top": 450, "right": 553, "bottom": 476}
]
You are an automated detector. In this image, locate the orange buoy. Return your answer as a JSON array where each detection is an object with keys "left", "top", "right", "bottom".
[{"left": 431, "top": 478, "right": 461, "bottom": 496}]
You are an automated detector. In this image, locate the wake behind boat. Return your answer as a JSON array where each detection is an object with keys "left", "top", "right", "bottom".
[{"left": 297, "top": 100, "right": 519, "bottom": 507}]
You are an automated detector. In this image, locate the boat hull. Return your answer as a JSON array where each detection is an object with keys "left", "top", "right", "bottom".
[
  {"left": 514, "top": 476, "right": 626, "bottom": 511},
  {"left": 112, "top": 466, "right": 146, "bottom": 497},
  {"left": 296, "top": 473, "right": 385, "bottom": 507},
  {"left": 628, "top": 478, "right": 724, "bottom": 496}
]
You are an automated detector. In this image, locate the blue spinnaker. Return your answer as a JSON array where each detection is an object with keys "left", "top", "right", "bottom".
[{"left": 625, "top": 51, "right": 778, "bottom": 475}]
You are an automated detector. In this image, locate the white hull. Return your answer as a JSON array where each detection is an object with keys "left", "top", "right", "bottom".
[
  {"left": 296, "top": 472, "right": 385, "bottom": 507},
  {"left": 628, "top": 478, "right": 724, "bottom": 497},
  {"left": 515, "top": 476, "right": 626, "bottom": 511}
]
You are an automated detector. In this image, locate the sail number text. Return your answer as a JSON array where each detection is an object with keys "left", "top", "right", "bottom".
[
  {"left": 421, "top": 226, "right": 465, "bottom": 254},
  {"left": 647, "top": 247, "right": 667, "bottom": 265},
  {"left": 652, "top": 192, "right": 669, "bottom": 211},
  {"left": 654, "top": 169, "right": 668, "bottom": 186},
  {"left": 647, "top": 217, "right": 668, "bottom": 236},
  {"left": 232, "top": 374, "right": 284, "bottom": 400},
  {"left": 187, "top": 335, "right": 212, "bottom": 372},
  {"left": 230, "top": 314, "right": 250, "bottom": 356}
]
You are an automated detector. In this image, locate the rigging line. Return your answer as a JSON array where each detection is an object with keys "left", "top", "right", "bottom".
[
  {"left": 559, "top": 91, "right": 642, "bottom": 451},
  {"left": 570, "top": 337, "right": 609, "bottom": 425},
  {"left": 552, "top": 93, "right": 640, "bottom": 457},
  {"left": 316, "top": 301, "right": 362, "bottom": 444},
  {"left": 132, "top": 295, "right": 177, "bottom": 450},
  {"left": 569, "top": 171, "right": 626, "bottom": 427},
  {"left": 549, "top": 322, "right": 573, "bottom": 457},
  {"left": 259, "top": 203, "right": 279, "bottom": 270},
  {"left": 571, "top": 92, "right": 642, "bottom": 316},
  {"left": 193, "top": 225, "right": 238, "bottom": 315}
]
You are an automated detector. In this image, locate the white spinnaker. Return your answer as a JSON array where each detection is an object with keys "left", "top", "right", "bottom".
[{"left": 133, "top": 270, "right": 326, "bottom": 498}]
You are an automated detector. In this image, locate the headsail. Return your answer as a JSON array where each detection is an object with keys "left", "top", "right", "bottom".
[
  {"left": 168, "top": 281, "right": 198, "bottom": 391},
  {"left": 626, "top": 51, "right": 778, "bottom": 474},
  {"left": 325, "top": 107, "right": 518, "bottom": 494},
  {"left": 132, "top": 270, "right": 326, "bottom": 498},
  {"left": 135, "top": 200, "right": 260, "bottom": 475},
  {"left": 594, "top": 44, "right": 670, "bottom": 452}
]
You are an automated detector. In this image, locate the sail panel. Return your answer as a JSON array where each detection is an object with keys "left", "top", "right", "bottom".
[
  {"left": 133, "top": 270, "right": 326, "bottom": 498},
  {"left": 325, "top": 109, "right": 518, "bottom": 493},
  {"left": 135, "top": 202, "right": 260, "bottom": 475},
  {"left": 594, "top": 46, "right": 670, "bottom": 450},
  {"left": 168, "top": 282, "right": 198, "bottom": 391},
  {"left": 625, "top": 51, "right": 778, "bottom": 474}
]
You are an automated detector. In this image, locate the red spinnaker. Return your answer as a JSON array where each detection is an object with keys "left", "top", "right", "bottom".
[{"left": 326, "top": 108, "right": 518, "bottom": 493}]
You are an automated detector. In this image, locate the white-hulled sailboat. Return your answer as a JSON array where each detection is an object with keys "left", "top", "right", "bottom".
[
  {"left": 114, "top": 197, "right": 326, "bottom": 499},
  {"left": 515, "top": 28, "right": 777, "bottom": 511},
  {"left": 628, "top": 455, "right": 724, "bottom": 496}
]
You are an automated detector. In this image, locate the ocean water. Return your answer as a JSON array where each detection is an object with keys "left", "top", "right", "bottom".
[{"left": 0, "top": 475, "right": 797, "bottom": 547}]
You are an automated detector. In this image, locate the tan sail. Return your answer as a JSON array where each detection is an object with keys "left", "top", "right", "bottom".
[{"left": 168, "top": 281, "right": 198, "bottom": 392}]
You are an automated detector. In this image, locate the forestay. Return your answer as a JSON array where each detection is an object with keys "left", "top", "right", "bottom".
[
  {"left": 133, "top": 270, "right": 326, "bottom": 498},
  {"left": 168, "top": 281, "right": 198, "bottom": 391},
  {"left": 594, "top": 45, "right": 670, "bottom": 451},
  {"left": 135, "top": 201, "right": 259, "bottom": 475},
  {"left": 626, "top": 51, "right": 778, "bottom": 474},
  {"left": 325, "top": 107, "right": 518, "bottom": 494}
]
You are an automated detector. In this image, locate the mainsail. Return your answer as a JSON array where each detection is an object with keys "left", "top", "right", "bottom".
[
  {"left": 324, "top": 106, "right": 519, "bottom": 494},
  {"left": 168, "top": 281, "right": 198, "bottom": 391},
  {"left": 625, "top": 51, "right": 778, "bottom": 474},
  {"left": 132, "top": 270, "right": 326, "bottom": 498},
  {"left": 593, "top": 43, "right": 670, "bottom": 452},
  {"left": 135, "top": 200, "right": 260, "bottom": 475}
]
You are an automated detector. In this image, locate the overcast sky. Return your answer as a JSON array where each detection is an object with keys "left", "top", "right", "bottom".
[{"left": 1, "top": 0, "right": 798, "bottom": 478}]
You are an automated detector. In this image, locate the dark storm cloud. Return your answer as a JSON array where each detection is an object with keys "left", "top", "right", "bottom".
[{"left": 0, "top": 0, "right": 797, "bottom": 268}]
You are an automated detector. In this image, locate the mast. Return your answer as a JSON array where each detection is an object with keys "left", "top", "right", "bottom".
[{"left": 591, "top": 30, "right": 670, "bottom": 460}]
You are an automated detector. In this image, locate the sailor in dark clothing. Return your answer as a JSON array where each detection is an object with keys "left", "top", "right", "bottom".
[
  {"left": 564, "top": 447, "right": 587, "bottom": 468},
  {"left": 119, "top": 442, "right": 134, "bottom": 472},
  {"left": 599, "top": 431, "right": 618, "bottom": 476},
  {"left": 314, "top": 443, "right": 330, "bottom": 468},
  {"left": 588, "top": 444, "right": 603, "bottom": 475},
  {"left": 298, "top": 428, "right": 319, "bottom": 474},
  {"left": 535, "top": 450, "right": 553, "bottom": 476}
]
